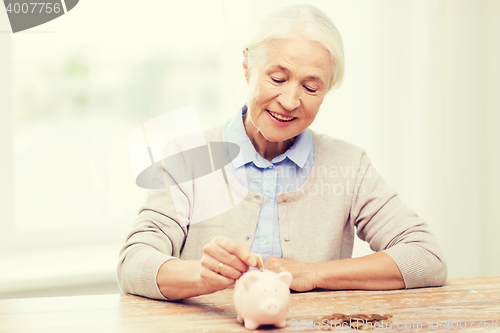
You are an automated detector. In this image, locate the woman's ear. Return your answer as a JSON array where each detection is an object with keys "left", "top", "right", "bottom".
[{"left": 243, "top": 49, "right": 250, "bottom": 84}]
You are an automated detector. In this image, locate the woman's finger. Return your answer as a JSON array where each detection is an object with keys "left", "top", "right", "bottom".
[
  {"left": 200, "top": 254, "right": 244, "bottom": 280},
  {"left": 213, "top": 236, "right": 257, "bottom": 267},
  {"left": 199, "top": 263, "right": 236, "bottom": 291},
  {"left": 203, "top": 237, "right": 252, "bottom": 273}
]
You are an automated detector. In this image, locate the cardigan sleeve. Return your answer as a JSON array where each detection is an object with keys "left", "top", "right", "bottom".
[
  {"left": 350, "top": 152, "right": 447, "bottom": 289},
  {"left": 117, "top": 188, "right": 188, "bottom": 300}
]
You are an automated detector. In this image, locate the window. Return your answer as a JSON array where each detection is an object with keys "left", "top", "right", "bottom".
[{"left": 0, "top": 0, "right": 243, "bottom": 296}]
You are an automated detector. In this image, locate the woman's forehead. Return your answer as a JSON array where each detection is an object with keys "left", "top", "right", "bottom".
[{"left": 259, "top": 38, "right": 333, "bottom": 83}]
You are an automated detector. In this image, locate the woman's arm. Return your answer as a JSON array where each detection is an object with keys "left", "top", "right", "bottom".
[
  {"left": 156, "top": 237, "right": 259, "bottom": 300},
  {"left": 119, "top": 183, "right": 259, "bottom": 300},
  {"left": 117, "top": 187, "right": 189, "bottom": 300},
  {"left": 314, "top": 252, "right": 405, "bottom": 290},
  {"left": 264, "top": 252, "right": 404, "bottom": 292},
  {"left": 156, "top": 260, "right": 213, "bottom": 300},
  {"left": 264, "top": 150, "right": 446, "bottom": 291}
]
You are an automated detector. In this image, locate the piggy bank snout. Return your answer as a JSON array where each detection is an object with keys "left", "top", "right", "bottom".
[{"left": 260, "top": 298, "right": 282, "bottom": 316}]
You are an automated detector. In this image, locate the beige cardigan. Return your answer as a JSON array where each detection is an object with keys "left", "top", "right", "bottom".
[{"left": 117, "top": 126, "right": 447, "bottom": 300}]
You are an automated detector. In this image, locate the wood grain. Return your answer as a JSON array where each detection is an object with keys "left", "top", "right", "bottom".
[{"left": 0, "top": 276, "right": 499, "bottom": 332}]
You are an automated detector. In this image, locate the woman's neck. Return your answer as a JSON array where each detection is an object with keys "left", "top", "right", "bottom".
[{"left": 243, "top": 113, "right": 295, "bottom": 161}]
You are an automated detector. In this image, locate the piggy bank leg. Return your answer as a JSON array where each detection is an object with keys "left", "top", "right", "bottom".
[
  {"left": 237, "top": 314, "right": 243, "bottom": 324},
  {"left": 275, "top": 318, "right": 287, "bottom": 328},
  {"left": 243, "top": 319, "right": 260, "bottom": 330}
]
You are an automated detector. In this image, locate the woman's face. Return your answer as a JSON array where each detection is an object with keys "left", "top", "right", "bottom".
[{"left": 245, "top": 37, "right": 333, "bottom": 144}]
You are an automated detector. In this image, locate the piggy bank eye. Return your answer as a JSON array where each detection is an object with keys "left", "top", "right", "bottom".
[{"left": 275, "top": 288, "right": 277, "bottom": 292}]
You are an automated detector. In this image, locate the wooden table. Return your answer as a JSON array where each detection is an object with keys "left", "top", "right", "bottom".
[{"left": 1, "top": 276, "right": 499, "bottom": 332}]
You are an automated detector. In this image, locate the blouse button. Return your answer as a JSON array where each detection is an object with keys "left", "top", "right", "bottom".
[{"left": 265, "top": 198, "right": 271, "bottom": 204}]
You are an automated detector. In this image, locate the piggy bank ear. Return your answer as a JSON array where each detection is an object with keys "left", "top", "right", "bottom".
[
  {"left": 242, "top": 275, "right": 259, "bottom": 291},
  {"left": 277, "top": 271, "right": 293, "bottom": 287}
]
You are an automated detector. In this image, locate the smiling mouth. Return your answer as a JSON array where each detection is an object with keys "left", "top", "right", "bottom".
[{"left": 267, "top": 110, "right": 296, "bottom": 122}]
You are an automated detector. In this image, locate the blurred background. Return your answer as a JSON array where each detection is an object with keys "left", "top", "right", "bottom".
[{"left": 0, "top": 0, "right": 498, "bottom": 298}]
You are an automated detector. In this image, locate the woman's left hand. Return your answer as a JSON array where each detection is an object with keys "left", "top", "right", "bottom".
[{"left": 264, "top": 256, "right": 317, "bottom": 292}]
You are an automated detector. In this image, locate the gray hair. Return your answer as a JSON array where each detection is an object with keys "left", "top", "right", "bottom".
[{"left": 244, "top": 4, "right": 345, "bottom": 90}]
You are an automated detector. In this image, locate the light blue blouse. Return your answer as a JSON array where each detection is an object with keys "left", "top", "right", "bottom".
[{"left": 222, "top": 105, "right": 315, "bottom": 259}]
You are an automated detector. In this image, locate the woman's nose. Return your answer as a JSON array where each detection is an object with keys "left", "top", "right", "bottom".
[{"left": 277, "top": 85, "right": 300, "bottom": 111}]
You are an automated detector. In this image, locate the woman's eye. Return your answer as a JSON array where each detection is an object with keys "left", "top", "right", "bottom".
[
  {"left": 304, "top": 86, "right": 318, "bottom": 93},
  {"left": 271, "top": 77, "right": 285, "bottom": 83}
]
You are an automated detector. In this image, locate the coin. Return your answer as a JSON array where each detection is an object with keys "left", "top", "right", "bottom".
[
  {"left": 350, "top": 321, "right": 364, "bottom": 329},
  {"left": 253, "top": 254, "right": 264, "bottom": 270},
  {"left": 371, "top": 314, "right": 386, "bottom": 320},
  {"left": 331, "top": 313, "right": 347, "bottom": 320},
  {"left": 317, "top": 312, "right": 393, "bottom": 329}
]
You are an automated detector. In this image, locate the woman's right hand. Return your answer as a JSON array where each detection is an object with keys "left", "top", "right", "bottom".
[{"left": 200, "top": 236, "right": 258, "bottom": 291}]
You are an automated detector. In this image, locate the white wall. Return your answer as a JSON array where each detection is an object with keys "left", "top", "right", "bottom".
[{"left": 0, "top": 3, "right": 13, "bottom": 245}]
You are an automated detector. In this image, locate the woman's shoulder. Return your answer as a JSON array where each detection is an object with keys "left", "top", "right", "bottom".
[{"left": 309, "top": 129, "right": 366, "bottom": 159}]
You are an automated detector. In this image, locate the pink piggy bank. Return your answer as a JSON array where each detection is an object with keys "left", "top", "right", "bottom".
[{"left": 234, "top": 269, "right": 293, "bottom": 330}]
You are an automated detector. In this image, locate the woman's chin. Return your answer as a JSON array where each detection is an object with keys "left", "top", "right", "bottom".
[{"left": 261, "top": 130, "right": 294, "bottom": 144}]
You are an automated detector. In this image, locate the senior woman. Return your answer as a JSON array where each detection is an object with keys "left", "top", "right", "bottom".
[{"left": 117, "top": 4, "right": 447, "bottom": 301}]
